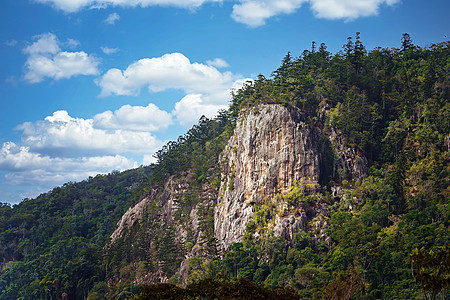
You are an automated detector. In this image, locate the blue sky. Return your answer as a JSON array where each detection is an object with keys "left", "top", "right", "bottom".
[{"left": 0, "top": 0, "right": 449, "bottom": 204}]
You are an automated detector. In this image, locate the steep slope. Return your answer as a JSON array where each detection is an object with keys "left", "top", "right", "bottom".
[
  {"left": 106, "top": 103, "right": 366, "bottom": 288},
  {"left": 215, "top": 104, "right": 322, "bottom": 250},
  {"left": 104, "top": 116, "right": 233, "bottom": 289},
  {"left": 1, "top": 38, "right": 448, "bottom": 300},
  {"left": 0, "top": 167, "right": 152, "bottom": 299}
]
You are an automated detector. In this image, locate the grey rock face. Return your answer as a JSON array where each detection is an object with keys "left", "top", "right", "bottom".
[
  {"left": 110, "top": 192, "right": 154, "bottom": 243},
  {"left": 110, "top": 103, "right": 369, "bottom": 284},
  {"left": 328, "top": 127, "right": 368, "bottom": 181},
  {"left": 214, "top": 105, "right": 322, "bottom": 251}
]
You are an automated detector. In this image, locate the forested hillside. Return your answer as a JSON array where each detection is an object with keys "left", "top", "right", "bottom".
[
  {"left": 0, "top": 167, "right": 152, "bottom": 298},
  {"left": 1, "top": 34, "right": 448, "bottom": 299}
]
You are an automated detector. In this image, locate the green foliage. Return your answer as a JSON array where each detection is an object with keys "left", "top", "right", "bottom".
[
  {"left": 0, "top": 167, "right": 152, "bottom": 299},
  {"left": 136, "top": 275, "right": 300, "bottom": 300},
  {"left": 283, "top": 181, "right": 306, "bottom": 206},
  {"left": 283, "top": 181, "right": 321, "bottom": 208},
  {"left": 1, "top": 33, "right": 449, "bottom": 299},
  {"left": 411, "top": 246, "right": 450, "bottom": 299}
]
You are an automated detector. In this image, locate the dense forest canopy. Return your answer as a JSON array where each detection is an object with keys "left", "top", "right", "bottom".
[{"left": 0, "top": 33, "right": 448, "bottom": 299}]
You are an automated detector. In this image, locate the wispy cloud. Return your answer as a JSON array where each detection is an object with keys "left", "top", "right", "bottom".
[
  {"left": 23, "top": 33, "right": 99, "bottom": 83},
  {"left": 104, "top": 12, "right": 120, "bottom": 25},
  {"left": 66, "top": 38, "right": 80, "bottom": 48},
  {"left": 34, "top": 0, "right": 222, "bottom": 13},
  {"left": 207, "top": 58, "right": 229, "bottom": 68},
  {"left": 100, "top": 46, "right": 119, "bottom": 55},
  {"left": 5, "top": 40, "right": 18, "bottom": 47}
]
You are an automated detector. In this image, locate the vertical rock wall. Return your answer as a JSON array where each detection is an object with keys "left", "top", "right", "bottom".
[{"left": 214, "top": 105, "right": 322, "bottom": 250}]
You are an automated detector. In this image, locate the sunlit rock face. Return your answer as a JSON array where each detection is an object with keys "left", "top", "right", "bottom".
[
  {"left": 214, "top": 104, "right": 322, "bottom": 251},
  {"left": 109, "top": 103, "right": 368, "bottom": 283}
]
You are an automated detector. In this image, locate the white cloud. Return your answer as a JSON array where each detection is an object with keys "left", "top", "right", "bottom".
[
  {"left": 101, "top": 46, "right": 119, "bottom": 55},
  {"left": 23, "top": 33, "right": 60, "bottom": 55},
  {"left": 231, "top": 0, "right": 306, "bottom": 27},
  {"left": 23, "top": 33, "right": 99, "bottom": 83},
  {"left": 24, "top": 51, "right": 100, "bottom": 83},
  {"left": 206, "top": 58, "right": 229, "bottom": 68},
  {"left": 97, "top": 52, "right": 241, "bottom": 103},
  {"left": 142, "top": 154, "right": 157, "bottom": 166},
  {"left": 0, "top": 142, "right": 135, "bottom": 173},
  {"left": 104, "top": 12, "right": 120, "bottom": 24},
  {"left": 0, "top": 142, "right": 137, "bottom": 187},
  {"left": 232, "top": 0, "right": 400, "bottom": 26},
  {"left": 93, "top": 103, "right": 173, "bottom": 132},
  {"left": 35, "top": 0, "right": 221, "bottom": 13},
  {"left": 97, "top": 52, "right": 247, "bottom": 128},
  {"left": 0, "top": 103, "right": 174, "bottom": 202},
  {"left": 309, "top": 0, "right": 401, "bottom": 21},
  {"left": 34, "top": 0, "right": 400, "bottom": 26},
  {"left": 172, "top": 94, "right": 227, "bottom": 127},
  {"left": 17, "top": 110, "right": 164, "bottom": 157}
]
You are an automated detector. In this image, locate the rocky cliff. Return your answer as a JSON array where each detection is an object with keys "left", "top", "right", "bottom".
[
  {"left": 108, "top": 103, "right": 367, "bottom": 283},
  {"left": 214, "top": 104, "right": 323, "bottom": 250}
]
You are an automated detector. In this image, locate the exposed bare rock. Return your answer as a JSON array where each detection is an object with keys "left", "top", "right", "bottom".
[
  {"left": 214, "top": 104, "right": 322, "bottom": 251},
  {"left": 110, "top": 192, "right": 154, "bottom": 243},
  {"left": 328, "top": 127, "right": 368, "bottom": 181},
  {"left": 109, "top": 103, "right": 369, "bottom": 284},
  {"left": 273, "top": 214, "right": 307, "bottom": 240}
]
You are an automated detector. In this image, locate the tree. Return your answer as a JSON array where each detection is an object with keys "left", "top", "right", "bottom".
[
  {"left": 272, "top": 52, "right": 293, "bottom": 81},
  {"left": 411, "top": 246, "right": 450, "bottom": 300},
  {"left": 401, "top": 33, "right": 415, "bottom": 51}
]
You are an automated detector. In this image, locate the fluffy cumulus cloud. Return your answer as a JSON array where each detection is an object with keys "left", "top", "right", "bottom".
[
  {"left": 35, "top": 0, "right": 221, "bottom": 13},
  {"left": 97, "top": 53, "right": 240, "bottom": 102},
  {"left": 23, "top": 33, "right": 99, "bottom": 83},
  {"left": 0, "top": 142, "right": 136, "bottom": 187},
  {"left": 93, "top": 103, "right": 173, "bottom": 132},
  {"left": 35, "top": 0, "right": 400, "bottom": 25},
  {"left": 232, "top": 0, "right": 306, "bottom": 27},
  {"left": 17, "top": 110, "right": 163, "bottom": 157},
  {"left": 172, "top": 94, "right": 227, "bottom": 127},
  {"left": 0, "top": 104, "right": 174, "bottom": 201},
  {"left": 231, "top": 0, "right": 401, "bottom": 26},
  {"left": 309, "top": 0, "right": 401, "bottom": 20},
  {"left": 0, "top": 142, "right": 135, "bottom": 174},
  {"left": 97, "top": 52, "right": 248, "bottom": 127}
]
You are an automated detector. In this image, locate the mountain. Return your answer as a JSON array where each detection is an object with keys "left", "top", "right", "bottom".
[{"left": 1, "top": 35, "right": 449, "bottom": 299}]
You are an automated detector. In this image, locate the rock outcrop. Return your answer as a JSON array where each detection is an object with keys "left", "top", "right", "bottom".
[
  {"left": 328, "top": 127, "right": 368, "bottom": 182},
  {"left": 109, "top": 103, "right": 369, "bottom": 282},
  {"left": 214, "top": 105, "right": 322, "bottom": 250}
]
